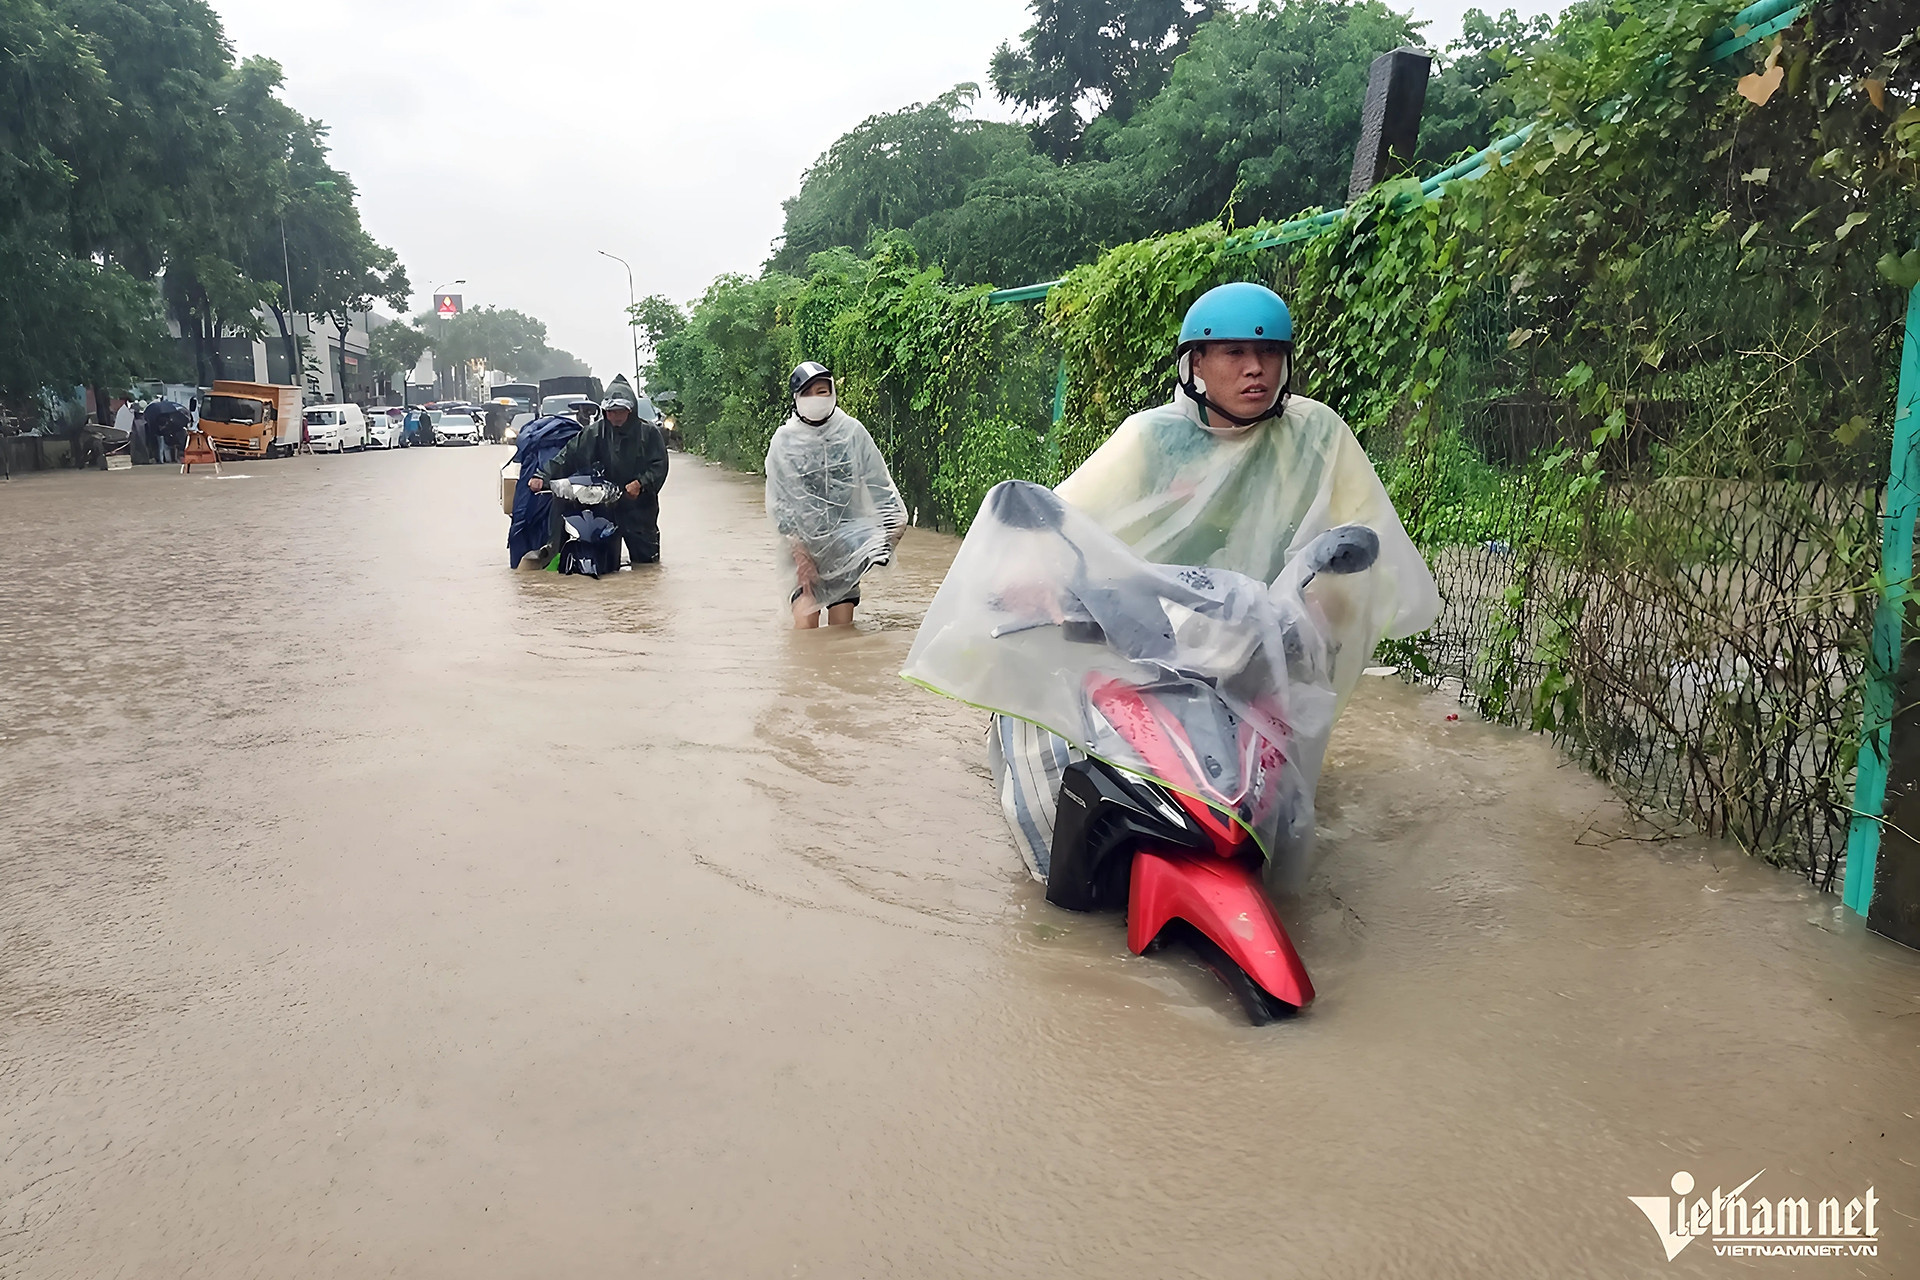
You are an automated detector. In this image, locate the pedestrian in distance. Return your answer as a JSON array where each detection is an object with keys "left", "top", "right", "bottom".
[
  {"left": 166, "top": 403, "right": 188, "bottom": 462},
  {"left": 129, "top": 400, "right": 152, "bottom": 464}
]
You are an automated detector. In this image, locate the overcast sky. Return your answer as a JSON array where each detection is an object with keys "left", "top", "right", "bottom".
[{"left": 212, "top": 0, "right": 1560, "bottom": 382}]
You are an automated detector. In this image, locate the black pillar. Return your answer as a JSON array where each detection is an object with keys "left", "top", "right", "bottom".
[{"left": 1347, "top": 47, "right": 1433, "bottom": 203}]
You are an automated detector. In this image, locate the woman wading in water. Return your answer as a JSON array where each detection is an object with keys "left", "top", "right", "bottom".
[{"left": 765, "top": 362, "right": 907, "bottom": 628}]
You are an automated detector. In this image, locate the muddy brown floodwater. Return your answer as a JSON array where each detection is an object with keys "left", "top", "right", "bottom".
[{"left": 2, "top": 448, "right": 1917, "bottom": 1277}]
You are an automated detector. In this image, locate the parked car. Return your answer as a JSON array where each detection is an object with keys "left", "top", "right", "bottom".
[
  {"left": 303, "top": 403, "right": 369, "bottom": 452},
  {"left": 433, "top": 411, "right": 480, "bottom": 446},
  {"left": 368, "top": 407, "right": 407, "bottom": 449}
]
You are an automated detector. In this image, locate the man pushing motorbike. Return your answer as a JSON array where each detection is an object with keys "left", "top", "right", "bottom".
[
  {"left": 903, "top": 282, "right": 1443, "bottom": 1018},
  {"left": 519, "top": 375, "right": 669, "bottom": 569},
  {"left": 906, "top": 282, "right": 1441, "bottom": 885}
]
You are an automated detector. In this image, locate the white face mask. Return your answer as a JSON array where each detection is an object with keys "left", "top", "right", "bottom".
[{"left": 796, "top": 392, "right": 836, "bottom": 422}]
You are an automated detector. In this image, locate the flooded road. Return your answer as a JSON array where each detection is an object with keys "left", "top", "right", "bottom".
[{"left": 3, "top": 448, "right": 1916, "bottom": 1276}]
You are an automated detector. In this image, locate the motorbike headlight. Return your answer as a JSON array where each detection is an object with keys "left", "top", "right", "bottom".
[{"left": 1139, "top": 780, "right": 1192, "bottom": 831}]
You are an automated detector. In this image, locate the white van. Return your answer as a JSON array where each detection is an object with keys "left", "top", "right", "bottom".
[{"left": 303, "top": 403, "right": 369, "bottom": 452}]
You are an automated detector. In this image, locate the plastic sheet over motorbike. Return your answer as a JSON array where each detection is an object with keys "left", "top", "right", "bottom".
[
  {"left": 1056, "top": 389, "right": 1439, "bottom": 710},
  {"left": 765, "top": 409, "right": 907, "bottom": 607},
  {"left": 548, "top": 476, "right": 621, "bottom": 506},
  {"left": 904, "top": 481, "right": 1387, "bottom": 864},
  {"left": 506, "top": 415, "right": 582, "bottom": 568}
]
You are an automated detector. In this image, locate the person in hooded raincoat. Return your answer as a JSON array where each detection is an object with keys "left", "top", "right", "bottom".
[
  {"left": 766, "top": 362, "right": 908, "bottom": 627},
  {"left": 521, "top": 375, "right": 669, "bottom": 568},
  {"left": 922, "top": 283, "right": 1440, "bottom": 883}
]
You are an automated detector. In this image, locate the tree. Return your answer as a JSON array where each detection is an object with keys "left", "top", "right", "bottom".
[
  {"left": 58, "top": 2, "right": 294, "bottom": 384},
  {"left": 6, "top": 0, "right": 247, "bottom": 397},
  {"left": 242, "top": 116, "right": 360, "bottom": 384},
  {"left": 299, "top": 168, "right": 407, "bottom": 401},
  {"left": 645, "top": 272, "right": 802, "bottom": 467},
  {"left": 425, "top": 306, "right": 552, "bottom": 379},
  {"left": 531, "top": 348, "right": 592, "bottom": 379},
  {"left": 367, "top": 320, "right": 430, "bottom": 388},
  {"left": 906, "top": 153, "right": 1150, "bottom": 285},
  {"left": 1415, "top": 8, "right": 1557, "bottom": 171},
  {"left": 413, "top": 305, "right": 590, "bottom": 394},
  {"left": 770, "top": 86, "right": 1030, "bottom": 272},
  {"left": 1104, "top": 0, "right": 1424, "bottom": 227},
  {"left": 990, "top": 0, "right": 1220, "bottom": 160},
  {"left": 628, "top": 295, "right": 686, "bottom": 355},
  {"left": 54, "top": 0, "right": 236, "bottom": 277},
  {"left": 2, "top": 0, "right": 402, "bottom": 415},
  {"left": 0, "top": 0, "right": 175, "bottom": 406}
]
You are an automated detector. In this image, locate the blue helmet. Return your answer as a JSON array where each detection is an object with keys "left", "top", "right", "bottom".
[
  {"left": 1177, "top": 282, "right": 1293, "bottom": 353},
  {"left": 1176, "top": 283, "right": 1295, "bottom": 427}
]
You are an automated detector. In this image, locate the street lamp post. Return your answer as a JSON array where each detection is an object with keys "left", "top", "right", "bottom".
[
  {"left": 431, "top": 277, "right": 465, "bottom": 402},
  {"left": 598, "top": 250, "right": 641, "bottom": 389}
]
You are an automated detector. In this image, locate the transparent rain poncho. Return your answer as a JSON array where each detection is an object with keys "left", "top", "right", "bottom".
[
  {"left": 904, "top": 481, "right": 1393, "bottom": 863},
  {"left": 765, "top": 408, "right": 908, "bottom": 606},
  {"left": 903, "top": 386, "right": 1439, "bottom": 878},
  {"left": 1054, "top": 386, "right": 1439, "bottom": 697}
]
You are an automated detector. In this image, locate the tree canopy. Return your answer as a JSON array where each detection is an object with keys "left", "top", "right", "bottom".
[
  {"left": 653, "top": 0, "right": 1583, "bottom": 483},
  {"left": 416, "top": 306, "right": 591, "bottom": 383},
  {"left": 0, "top": 0, "right": 407, "bottom": 411},
  {"left": 366, "top": 321, "right": 431, "bottom": 385},
  {"left": 0, "top": 0, "right": 173, "bottom": 401},
  {"left": 753, "top": 0, "right": 1537, "bottom": 295},
  {"left": 1103, "top": 0, "right": 1425, "bottom": 226},
  {"left": 771, "top": 86, "right": 1031, "bottom": 273},
  {"left": 990, "top": 0, "right": 1221, "bottom": 160}
]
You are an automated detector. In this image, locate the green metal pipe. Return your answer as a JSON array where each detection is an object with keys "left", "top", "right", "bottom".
[
  {"left": 985, "top": 280, "right": 1064, "bottom": 305},
  {"left": 1707, "top": 0, "right": 1810, "bottom": 61},
  {"left": 1420, "top": 125, "right": 1537, "bottom": 195},
  {"left": 1845, "top": 284, "right": 1920, "bottom": 915}
]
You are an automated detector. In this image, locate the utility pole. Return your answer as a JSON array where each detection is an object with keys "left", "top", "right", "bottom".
[{"left": 598, "top": 250, "right": 641, "bottom": 388}]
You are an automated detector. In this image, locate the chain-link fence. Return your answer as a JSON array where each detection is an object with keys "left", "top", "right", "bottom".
[{"left": 1360, "top": 237, "right": 1910, "bottom": 885}]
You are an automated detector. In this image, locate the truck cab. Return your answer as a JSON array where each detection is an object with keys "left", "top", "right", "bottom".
[{"left": 202, "top": 381, "right": 304, "bottom": 458}]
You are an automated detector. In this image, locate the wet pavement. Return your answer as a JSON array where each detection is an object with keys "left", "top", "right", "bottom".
[{"left": 2, "top": 447, "right": 1916, "bottom": 1277}]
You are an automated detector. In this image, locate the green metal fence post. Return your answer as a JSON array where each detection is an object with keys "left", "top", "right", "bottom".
[
  {"left": 1046, "top": 356, "right": 1068, "bottom": 479},
  {"left": 1845, "top": 282, "right": 1920, "bottom": 915}
]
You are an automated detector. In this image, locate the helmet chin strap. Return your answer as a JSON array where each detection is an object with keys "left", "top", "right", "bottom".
[{"left": 1178, "top": 352, "right": 1291, "bottom": 428}]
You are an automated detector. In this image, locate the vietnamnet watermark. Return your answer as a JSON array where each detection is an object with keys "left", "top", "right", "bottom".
[{"left": 1630, "top": 1170, "right": 1879, "bottom": 1260}]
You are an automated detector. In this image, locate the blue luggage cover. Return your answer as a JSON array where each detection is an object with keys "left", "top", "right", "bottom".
[{"left": 506, "top": 415, "right": 583, "bottom": 566}]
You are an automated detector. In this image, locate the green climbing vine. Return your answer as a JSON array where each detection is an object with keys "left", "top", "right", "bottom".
[{"left": 650, "top": 237, "right": 1053, "bottom": 532}]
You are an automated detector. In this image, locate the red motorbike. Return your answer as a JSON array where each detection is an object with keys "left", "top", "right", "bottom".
[
  {"left": 975, "top": 482, "right": 1379, "bottom": 1023},
  {"left": 1042, "top": 675, "right": 1312, "bottom": 1023}
]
